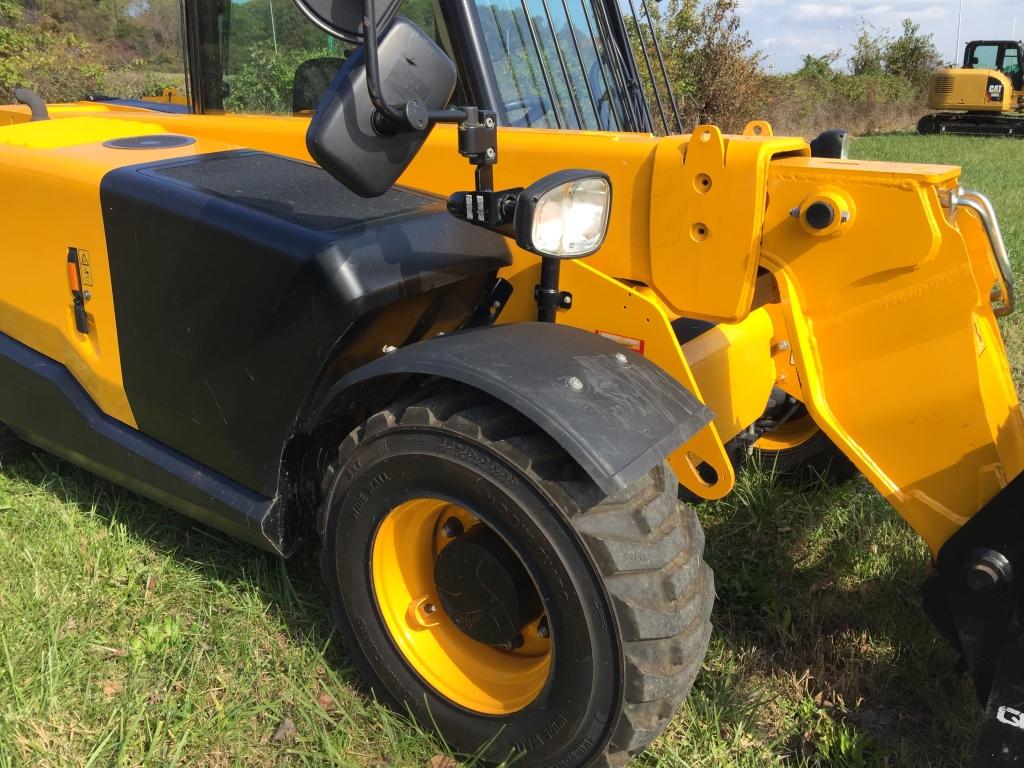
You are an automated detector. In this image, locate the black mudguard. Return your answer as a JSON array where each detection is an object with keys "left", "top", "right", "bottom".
[{"left": 313, "top": 322, "right": 713, "bottom": 495}]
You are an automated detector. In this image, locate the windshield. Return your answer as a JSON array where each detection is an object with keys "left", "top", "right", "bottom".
[
  {"left": 185, "top": 0, "right": 652, "bottom": 131},
  {"left": 474, "top": 0, "right": 629, "bottom": 130}
]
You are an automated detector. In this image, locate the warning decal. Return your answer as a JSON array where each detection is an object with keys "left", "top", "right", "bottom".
[{"left": 595, "top": 330, "right": 646, "bottom": 355}]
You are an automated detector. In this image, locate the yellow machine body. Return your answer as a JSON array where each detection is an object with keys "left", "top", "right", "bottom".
[
  {"left": 928, "top": 68, "right": 1020, "bottom": 113},
  {"left": 0, "top": 102, "right": 1021, "bottom": 554}
]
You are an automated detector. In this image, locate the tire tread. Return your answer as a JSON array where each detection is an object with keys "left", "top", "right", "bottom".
[{"left": 322, "top": 383, "right": 715, "bottom": 766}]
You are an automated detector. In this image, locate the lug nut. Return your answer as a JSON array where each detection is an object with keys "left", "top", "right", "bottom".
[
  {"left": 423, "top": 602, "right": 437, "bottom": 615},
  {"left": 498, "top": 633, "right": 525, "bottom": 651},
  {"left": 441, "top": 518, "right": 464, "bottom": 538}
]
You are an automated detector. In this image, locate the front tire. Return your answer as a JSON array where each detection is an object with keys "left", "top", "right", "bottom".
[
  {"left": 319, "top": 384, "right": 714, "bottom": 767},
  {"left": 752, "top": 411, "right": 856, "bottom": 486}
]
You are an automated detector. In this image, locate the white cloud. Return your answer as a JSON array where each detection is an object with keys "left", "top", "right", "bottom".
[{"left": 736, "top": 0, "right": 1021, "bottom": 71}]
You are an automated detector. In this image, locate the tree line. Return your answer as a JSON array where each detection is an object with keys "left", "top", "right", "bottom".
[{"left": 2, "top": 0, "right": 943, "bottom": 136}]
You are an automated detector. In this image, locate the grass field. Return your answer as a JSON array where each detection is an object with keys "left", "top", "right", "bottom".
[{"left": 0, "top": 133, "right": 1022, "bottom": 767}]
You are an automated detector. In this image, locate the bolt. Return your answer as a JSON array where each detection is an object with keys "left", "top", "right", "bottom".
[
  {"left": 536, "top": 617, "right": 550, "bottom": 638},
  {"left": 568, "top": 376, "right": 584, "bottom": 391},
  {"left": 441, "top": 517, "right": 464, "bottom": 538},
  {"left": 841, "top": 211, "right": 852, "bottom": 223},
  {"left": 789, "top": 206, "right": 801, "bottom": 219},
  {"left": 485, "top": 147, "right": 496, "bottom": 159},
  {"left": 484, "top": 116, "right": 495, "bottom": 128},
  {"left": 498, "top": 633, "right": 525, "bottom": 651},
  {"left": 615, "top": 352, "right": 629, "bottom": 365},
  {"left": 382, "top": 344, "right": 397, "bottom": 354},
  {"left": 965, "top": 548, "right": 1014, "bottom": 593},
  {"left": 775, "top": 340, "right": 790, "bottom": 352},
  {"left": 777, "top": 374, "right": 787, "bottom": 383},
  {"left": 561, "top": 294, "right": 572, "bottom": 307},
  {"left": 423, "top": 602, "right": 437, "bottom": 615}
]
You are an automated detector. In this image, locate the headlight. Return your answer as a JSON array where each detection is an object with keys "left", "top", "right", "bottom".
[{"left": 515, "top": 170, "right": 611, "bottom": 259}]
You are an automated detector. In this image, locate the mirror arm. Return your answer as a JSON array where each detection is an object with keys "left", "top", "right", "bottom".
[
  {"left": 361, "top": 0, "right": 412, "bottom": 129},
  {"left": 361, "top": 0, "right": 467, "bottom": 133}
]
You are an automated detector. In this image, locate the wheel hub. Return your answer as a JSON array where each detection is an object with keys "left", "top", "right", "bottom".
[{"left": 433, "top": 525, "right": 542, "bottom": 646}]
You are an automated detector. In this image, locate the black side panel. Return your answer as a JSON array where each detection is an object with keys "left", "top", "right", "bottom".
[
  {"left": 101, "top": 151, "right": 510, "bottom": 497},
  {"left": 316, "top": 323, "right": 713, "bottom": 495},
  {"left": 0, "top": 332, "right": 287, "bottom": 554}
]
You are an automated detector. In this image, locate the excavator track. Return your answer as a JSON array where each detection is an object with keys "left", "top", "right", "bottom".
[{"left": 918, "top": 112, "right": 1024, "bottom": 137}]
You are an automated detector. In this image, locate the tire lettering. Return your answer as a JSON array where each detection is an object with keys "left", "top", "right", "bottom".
[
  {"left": 439, "top": 439, "right": 519, "bottom": 488},
  {"left": 549, "top": 735, "right": 594, "bottom": 768},
  {"left": 350, "top": 472, "right": 392, "bottom": 518},
  {"left": 356, "top": 617, "right": 411, "bottom": 700},
  {"left": 512, "top": 714, "right": 568, "bottom": 753}
]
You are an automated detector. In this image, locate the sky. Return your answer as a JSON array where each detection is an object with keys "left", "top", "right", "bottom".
[{"left": 736, "top": 0, "right": 1024, "bottom": 72}]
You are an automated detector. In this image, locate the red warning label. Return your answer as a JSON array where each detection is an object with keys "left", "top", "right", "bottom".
[{"left": 595, "top": 330, "right": 645, "bottom": 355}]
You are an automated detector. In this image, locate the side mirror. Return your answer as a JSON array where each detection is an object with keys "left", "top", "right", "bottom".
[
  {"left": 306, "top": 17, "right": 456, "bottom": 197},
  {"left": 809, "top": 129, "right": 849, "bottom": 160}
]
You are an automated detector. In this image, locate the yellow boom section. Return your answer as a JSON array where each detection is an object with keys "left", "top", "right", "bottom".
[{"left": 762, "top": 156, "right": 1024, "bottom": 552}]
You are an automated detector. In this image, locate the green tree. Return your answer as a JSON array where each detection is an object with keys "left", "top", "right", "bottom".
[
  {"left": 884, "top": 18, "right": 941, "bottom": 89},
  {"left": 797, "top": 52, "right": 840, "bottom": 80},
  {"left": 0, "top": 0, "right": 106, "bottom": 102},
  {"left": 630, "top": 0, "right": 764, "bottom": 133},
  {"left": 850, "top": 21, "right": 887, "bottom": 75}
]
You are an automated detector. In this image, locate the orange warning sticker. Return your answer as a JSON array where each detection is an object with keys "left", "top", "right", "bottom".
[
  {"left": 595, "top": 330, "right": 645, "bottom": 355},
  {"left": 78, "top": 250, "right": 93, "bottom": 286}
]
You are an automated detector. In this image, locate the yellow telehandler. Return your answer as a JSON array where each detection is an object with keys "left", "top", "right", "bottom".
[{"left": 0, "top": 0, "right": 1021, "bottom": 764}]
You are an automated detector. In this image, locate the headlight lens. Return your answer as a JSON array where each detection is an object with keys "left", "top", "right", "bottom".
[{"left": 530, "top": 176, "right": 611, "bottom": 258}]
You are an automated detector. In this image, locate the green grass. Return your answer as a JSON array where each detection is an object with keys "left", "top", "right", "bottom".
[{"left": 0, "top": 133, "right": 1021, "bottom": 767}]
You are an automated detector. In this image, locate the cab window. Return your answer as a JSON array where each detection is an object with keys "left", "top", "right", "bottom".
[
  {"left": 191, "top": 0, "right": 435, "bottom": 115},
  {"left": 475, "top": 0, "right": 627, "bottom": 130},
  {"left": 969, "top": 44, "right": 999, "bottom": 70},
  {"left": 219, "top": 0, "right": 350, "bottom": 114},
  {"left": 1001, "top": 46, "right": 1021, "bottom": 76}
]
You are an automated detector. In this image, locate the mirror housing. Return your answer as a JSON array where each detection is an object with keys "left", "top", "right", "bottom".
[
  {"left": 810, "top": 129, "right": 850, "bottom": 160},
  {"left": 306, "top": 17, "right": 456, "bottom": 197},
  {"left": 291, "top": 0, "right": 401, "bottom": 43}
]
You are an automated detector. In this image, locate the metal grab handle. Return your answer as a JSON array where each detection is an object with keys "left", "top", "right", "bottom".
[{"left": 951, "top": 187, "right": 1016, "bottom": 317}]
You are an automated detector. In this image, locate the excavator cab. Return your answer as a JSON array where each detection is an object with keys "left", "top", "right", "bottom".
[{"left": 965, "top": 40, "right": 1024, "bottom": 89}]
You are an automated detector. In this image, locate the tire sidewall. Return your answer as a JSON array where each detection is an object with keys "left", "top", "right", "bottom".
[{"left": 322, "top": 423, "right": 621, "bottom": 767}]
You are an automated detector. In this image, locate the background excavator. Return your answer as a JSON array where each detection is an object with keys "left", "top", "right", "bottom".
[
  {"left": 1, "top": 0, "right": 1023, "bottom": 765},
  {"left": 920, "top": 39, "right": 1024, "bottom": 135}
]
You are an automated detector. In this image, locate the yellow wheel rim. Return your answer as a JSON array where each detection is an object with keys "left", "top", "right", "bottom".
[
  {"left": 371, "top": 498, "right": 552, "bottom": 715},
  {"left": 753, "top": 413, "right": 820, "bottom": 452}
]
